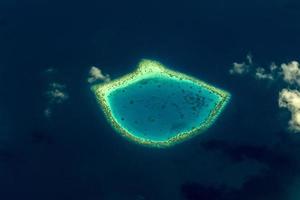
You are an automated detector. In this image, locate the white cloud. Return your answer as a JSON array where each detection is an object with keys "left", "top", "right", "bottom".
[
  {"left": 279, "top": 89, "right": 300, "bottom": 132},
  {"left": 230, "top": 53, "right": 280, "bottom": 81},
  {"left": 229, "top": 53, "right": 300, "bottom": 132},
  {"left": 229, "top": 53, "right": 252, "bottom": 75},
  {"left": 246, "top": 53, "right": 253, "bottom": 65},
  {"left": 43, "top": 66, "right": 70, "bottom": 118},
  {"left": 254, "top": 63, "right": 280, "bottom": 81},
  {"left": 280, "top": 61, "right": 300, "bottom": 86},
  {"left": 87, "top": 66, "right": 110, "bottom": 83},
  {"left": 255, "top": 67, "right": 274, "bottom": 80},
  {"left": 44, "top": 82, "right": 69, "bottom": 118},
  {"left": 46, "top": 83, "right": 69, "bottom": 104},
  {"left": 229, "top": 62, "right": 250, "bottom": 75}
]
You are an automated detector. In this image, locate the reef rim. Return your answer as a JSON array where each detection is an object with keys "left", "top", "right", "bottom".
[{"left": 92, "top": 59, "right": 231, "bottom": 148}]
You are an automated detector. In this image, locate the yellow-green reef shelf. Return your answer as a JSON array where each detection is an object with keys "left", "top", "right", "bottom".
[{"left": 92, "top": 59, "right": 230, "bottom": 148}]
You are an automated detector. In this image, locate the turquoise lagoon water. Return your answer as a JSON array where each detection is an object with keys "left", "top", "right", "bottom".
[{"left": 106, "top": 75, "right": 220, "bottom": 141}]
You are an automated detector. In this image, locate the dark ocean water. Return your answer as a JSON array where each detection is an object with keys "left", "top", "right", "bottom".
[{"left": 1, "top": 0, "right": 300, "bottom": 199}]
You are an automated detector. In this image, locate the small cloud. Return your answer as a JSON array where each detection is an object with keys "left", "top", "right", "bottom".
[
  {"left": 229, "top": 62, "right": 250, "bottom": 75},
  {"left": 279, "top": 89, "right": 300, "bottom": 132},
  {"left": 87, "top": 66, "right": 110, "bottom": 84},
  {"left": 254, "top": 63, "right": 279, "bottom": 81},
  {"left": 43, "top": 68, "right": 58, "bottom": 77},
  {"left": 229, "top": 53, "right": 252, "bottom": 75},
  {"left": 44, "top": 82, "right": 69, "bottom": 118},
  {"left": 42, "top": 67, "right": 70, "bottom": 118},
  {"left": 246, "top": 53, "right": 253, "bottom": 65},
  {"left": 46, "top": 83, "right": 69, "bottom": 104},
  {"left": 255, "top": 67, "right": 274, "bottom": 80},
  {"left": 229, "top": 53, "right": 300, "bottom": 133},
  {"left": 229, "top": 53, "right": 281, "bottom": 81},
  {"left": 280, "top": 61, "right": 300, "bottom": 86},
  {"left": 45, "top": 67, "right": 56, "bottom": 74},
  {"left": 270, "top": 62, "right": 278, "bottom": 72}
]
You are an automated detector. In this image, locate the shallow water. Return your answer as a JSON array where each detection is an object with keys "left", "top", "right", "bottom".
[{"left": 107, "top": 75, "right": 220, "bottom": 141}]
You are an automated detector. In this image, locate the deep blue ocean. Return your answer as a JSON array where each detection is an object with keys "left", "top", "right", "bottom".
[{"left": 1, "top": 0, "right": 300, "bottom": 199}]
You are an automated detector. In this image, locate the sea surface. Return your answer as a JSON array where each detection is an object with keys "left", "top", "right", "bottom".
[{"left": 1, "top": 0, "right": 300, "bottom": 200}]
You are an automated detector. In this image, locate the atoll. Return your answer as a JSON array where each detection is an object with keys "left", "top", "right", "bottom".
[{"left": 92, "top": 59, "right": 230, "bottom": 148}]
